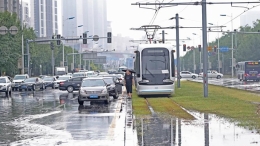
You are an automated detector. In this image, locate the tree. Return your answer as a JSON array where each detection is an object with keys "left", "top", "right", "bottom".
[{"left": 182, "top": 20, "right": 260, "bottom": 74}]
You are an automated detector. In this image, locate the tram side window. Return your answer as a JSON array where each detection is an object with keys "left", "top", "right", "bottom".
[
  {"left": 171, "top": 50, "right": 175, "bottom": 77},
  {"left": 135, "top": 51, "right": 140, "bottom": 77}
]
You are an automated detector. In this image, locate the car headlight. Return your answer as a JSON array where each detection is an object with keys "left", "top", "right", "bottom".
[
  {"left": 102, "top": 89, "right": 107, "bottom": 94},
  {"left": 80, "top": 88, "right": 84, "bottom": 93}
]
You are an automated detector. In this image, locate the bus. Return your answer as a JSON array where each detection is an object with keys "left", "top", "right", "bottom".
[
  {"left": 236, "top": 61, "right": 260, "bottom": 81},
  {"left": 134, "top": 44, "right": 175, "bottom": 96},
  {"left": 126, "top": 58, "right": 134, "bottom": 69}
]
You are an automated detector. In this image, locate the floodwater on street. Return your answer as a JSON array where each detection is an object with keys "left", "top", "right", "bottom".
[
  {"left": 0, "top": 89, "right": 124, "bottom": 146},
  {"left": 0, "top": 85, "right": 260, "bottom": 145},
  {"left": 136, "top": 111, "right": 260, "bottom": 146}
]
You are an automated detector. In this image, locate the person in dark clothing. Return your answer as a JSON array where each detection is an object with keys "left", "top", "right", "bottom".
[{"left": 124, "top": 69, "right": 134, "bottom": 98}]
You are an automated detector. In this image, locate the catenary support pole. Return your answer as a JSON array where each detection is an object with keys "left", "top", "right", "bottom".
[
  {"left": 202, "top": 0, "right": 208, "bottom": 97},
  {"left": 176, "top": 13, "right": 180, "bottom": 88}
]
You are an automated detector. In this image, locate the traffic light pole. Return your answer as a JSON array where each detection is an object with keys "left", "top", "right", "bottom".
[
  {"left": 25, "top": 34, "right": 112, "bottom": 75},
  {"left": 176, "top": 13, "right": 180, "bottom": 88},
  {"left": 52, "top": 48, "right": 54, "bottom": 76}
]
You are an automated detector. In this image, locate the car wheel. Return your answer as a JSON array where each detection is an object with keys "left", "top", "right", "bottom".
[
  {"left": 32, "top": 85, "right": 35, "bottom": 91},
  {"left": 67, "top": 86, "right": 74, "bottom": 93},
  {"left": 216, "top": 75, "right": 221, "bottom": 79},
  {"left": 113, "top": 90, "right": 119, "bottom": 99},
  {"left": 5, "top": 90, "right": 8, "bottom": 97},
  {"left": 192, "top": 75, "right": 196, "bottom": 79},
  {"left": 78, "top": 97, "right": 84, "bottom": 105},
  {"left": 104, "top": 99, "right": 109, "bottom": 104},
  {"left": 52, "top": 84, "right": 55, "bottom": 89},
  {"left": 42, "top": 84, "right": 45, "bottom": 90}
]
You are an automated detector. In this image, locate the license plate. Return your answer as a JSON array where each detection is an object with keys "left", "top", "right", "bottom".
[
  {"left": 252, "top": 74, "right": 255, "bottom": 76},
  {"left": 89, "top": 95, "right": 98, "bottom": 98}
]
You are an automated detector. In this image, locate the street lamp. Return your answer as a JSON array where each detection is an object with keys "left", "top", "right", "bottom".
[
  {"left": 220, "top": 14, "right": 234, "bottom": 78},
  {"left": 62, "top": 16, "right": 75, "bottom": 67},
  {"left": 72, "top": 25, "right": 83, "bottom": 69},
  {"left": 192, "top": 33, "right": 196, "bottom": 73},
  {"left": 208, "top": 22, "right": 221, "bottom": 73}
]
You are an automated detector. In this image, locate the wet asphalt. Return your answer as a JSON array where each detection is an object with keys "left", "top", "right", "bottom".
[
  {"left": 1, "top": 79, "right": 260, "bottom": 146},
  {"left": 190, "top": 77, "right": 260, "bottom": 92},
  {"left": 0, "top": 88, "right": 124, "bottom": 145}
]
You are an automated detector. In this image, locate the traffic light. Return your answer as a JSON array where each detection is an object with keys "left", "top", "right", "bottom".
[
  {"left": 50, "top": 42, "right": 54, "bottom": 50},
  {"left": 83, "top": 33, "right": 87, "bottom": 44},
  {"left": 198, "top": 45, "right": 201, "bottom": 52},
  {"left": 107, "top": 32, "right": 112, "bottom": 43},
  {"left": 57, "top": 34, "right": 61, "bottom": 45},
  {"left": 183, "top": 44, "right": 186, "bottom": 51},
  {"left": 214, "top": 45, "right": 217, "bottom": 52}
]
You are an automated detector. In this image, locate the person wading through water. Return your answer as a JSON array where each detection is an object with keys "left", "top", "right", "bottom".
[{"left": 124, "top": 69, "right": 135, "bottom": 98}]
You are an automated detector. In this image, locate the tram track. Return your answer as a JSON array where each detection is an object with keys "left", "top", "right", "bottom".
[{"left": 143, "top": 96, "right": 195, "bottom": 120}]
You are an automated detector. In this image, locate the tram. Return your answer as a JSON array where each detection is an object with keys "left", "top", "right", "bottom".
[{"left": 133, "top": 44, "right": 175, "bottom": 96}]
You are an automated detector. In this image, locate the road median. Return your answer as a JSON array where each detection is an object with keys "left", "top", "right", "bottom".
[{"left": 173, "top": 81, "right": 260, "bottom": 130}]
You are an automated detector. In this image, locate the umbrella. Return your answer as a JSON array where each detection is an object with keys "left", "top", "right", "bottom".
[{"left": 122, "top": 68, "right": 136, "bottom": 73}]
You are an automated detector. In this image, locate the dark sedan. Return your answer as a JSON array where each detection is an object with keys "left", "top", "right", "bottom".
[
  {"left": 19, "top": 77, "right": 45, "bottom": 91},
  {"left": 43, "top": 76, "right": 58, "bottom": 89},
  {"left": 59, "top": 77, "right": 87, "bottom": 93},
  {"left": 102, "top": 77, "right": 123, "bottom": 99}
]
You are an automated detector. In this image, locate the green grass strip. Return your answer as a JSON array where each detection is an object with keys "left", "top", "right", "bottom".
[
  {"left": 173, "top": 81, "right": 260, "bottom": 130},
  {"left": 132, "top": 89, "right": 151, "bottom": 117},
  {"left": 147, "top": 98, "right": 195, "bottom": 120}
]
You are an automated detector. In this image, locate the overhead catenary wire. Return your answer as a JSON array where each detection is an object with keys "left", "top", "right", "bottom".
[{"left": 220, "top": 3, "right": 260, "bottom": 27}]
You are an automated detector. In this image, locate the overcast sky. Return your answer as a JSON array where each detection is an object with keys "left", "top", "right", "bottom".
[
  {"left": 107, "top": 0, "right": 260, "bottom": 44},
  {"left": 22, "top": 0, "right": 260, "bottom": 49}
]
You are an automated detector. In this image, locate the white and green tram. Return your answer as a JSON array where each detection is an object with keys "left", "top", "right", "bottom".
[{"left": 133, "top": 44, "right": 175, "bottom": 96}]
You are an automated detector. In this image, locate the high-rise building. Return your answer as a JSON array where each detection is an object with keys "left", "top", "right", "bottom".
[
  {"left": 20, "top": 1, "right": 30, "bottom": 27},
  {"left": 240, "top": 11, "right": 260, "bottom": 27},
  {"left": 0, "top": 0, "right": 20, "bottom": 16},
  {"left": 30, "top": 0, "right": 58, "bottom": 38},
  {"left": 62, "top": 0, "right": 108, "bottom": 51}
]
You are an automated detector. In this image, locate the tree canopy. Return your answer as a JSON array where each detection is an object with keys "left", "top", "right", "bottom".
[
  {"left": 0, "top": 12, "right": 101, "bottom": 76},
  {"left": 181, "top": 20, "right": 260, "bottom": 74}
]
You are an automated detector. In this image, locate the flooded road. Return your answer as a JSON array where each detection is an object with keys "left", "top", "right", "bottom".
[
  {"left": 136, "top": 112, "right": 260, "bottom": 146},
  {"left": 0, "top": 89, "right": 128, "bottom": 146},
  {"left": 0, "top": 85, "right": 260, "bottom": 145}
]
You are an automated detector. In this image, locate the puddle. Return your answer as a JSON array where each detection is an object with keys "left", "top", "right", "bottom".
[{"left": 135, "top": 111, "right": 260, "bottom": 146}]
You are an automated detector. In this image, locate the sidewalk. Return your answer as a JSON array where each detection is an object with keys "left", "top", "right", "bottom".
[{"left": 105, "top": 86, "right": 138, "bottom": 146}]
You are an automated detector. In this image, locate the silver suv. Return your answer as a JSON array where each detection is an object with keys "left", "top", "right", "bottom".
[
  {"left": 12, "top": 74, "right": 29, "bottom": 91},
  {"left": 0, "top": 76, "right": 12, "bottom": 96},
  {"left": 78, "top": 77, "right": 110, "bottom": 105}
]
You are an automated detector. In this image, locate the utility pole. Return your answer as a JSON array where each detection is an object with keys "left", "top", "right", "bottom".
[
  {"left": 26, "top": 40, "right": 30, "bottom": 76},
  {"left": 202, "top": 0, "right": 208, "bottom": 97},
  {"left": 231, "top": 13, "right": 234, "bottom": 78},
  {"left": 217, "top": 31, "right": 220, "bottom": 73},
  {"left": 162, "top": 30, "right": 165, "bottom": 43},
  {"left": 21, "top": 0, "right": 24, "bottom": 74},
  {"left": 176, "top": 13, "right": 180, "bottom": 88}
]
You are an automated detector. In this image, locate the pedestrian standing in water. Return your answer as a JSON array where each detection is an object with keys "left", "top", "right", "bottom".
[{"left": 124, "top": 69, "right": 134, "bottom": 98}]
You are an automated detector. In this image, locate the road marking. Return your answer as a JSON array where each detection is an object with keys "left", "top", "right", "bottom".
[{"left": 106, "top": 95, "right": 124, "bottom": 140}]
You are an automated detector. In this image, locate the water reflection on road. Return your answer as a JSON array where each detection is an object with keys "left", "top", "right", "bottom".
[{"left": 138, "top": 112, "right": 260, "bottom": 146}]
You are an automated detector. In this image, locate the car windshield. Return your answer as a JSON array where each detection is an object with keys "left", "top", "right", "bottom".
[
  {"left": 81, "top": 79, "right": 105, "bottom": 87},
  {"left": 99, "top": 72, "right": 108, "bottom": 75},
  {"left": 87, "top": 72, "right": 94, "bottom": 76},
  {"left": 43, "top": 77, "right": 53, "bottom": 81},
  {"left": 24, "top": 78, "right": 36, "bottom": 83},
  {"left": 103, "top": 78, "right": 114, "bottom": 84},
  {"left": 14, "top": 75, "right": 26, "bottom": 80},
  {"left": 72, "top": 73, "right": 84, "bottom": 77},
  {"left": 0, "top": 78, "right": 6, "bottom": 83},
  {"left": 58, "top": 76, "right": 70, "bottom": 80}
]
